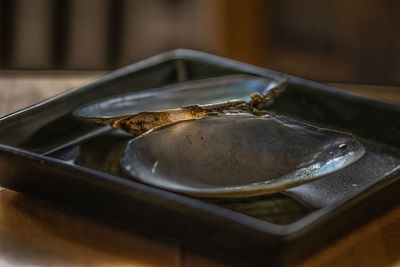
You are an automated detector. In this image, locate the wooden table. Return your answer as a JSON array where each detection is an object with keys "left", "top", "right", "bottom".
[{"left": 0, "top": 72, "right": 399, "bottom": 266}]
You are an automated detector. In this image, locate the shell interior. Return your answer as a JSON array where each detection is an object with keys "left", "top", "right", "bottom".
[
  {"left": 122, "top": 114, "right": 366, "bottom": 198},
  {"left": 73, "top": 75, "right": 281, "bottom": 119}
]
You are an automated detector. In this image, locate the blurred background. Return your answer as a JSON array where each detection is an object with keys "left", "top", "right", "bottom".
[{"left": 0, "top": 0, "right": 399, "bottom": 85}]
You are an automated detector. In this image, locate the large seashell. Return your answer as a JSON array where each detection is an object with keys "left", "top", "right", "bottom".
[
  {"left": 122, "top": 114, "right": 366, "bottom": 198},
  {"left": 73, "top": 75, "right": 286, "bottom": 135}
]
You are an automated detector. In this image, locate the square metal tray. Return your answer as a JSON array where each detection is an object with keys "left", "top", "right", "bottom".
[{"left": 0, "top": 49, "right": 399, "bottom": 264}]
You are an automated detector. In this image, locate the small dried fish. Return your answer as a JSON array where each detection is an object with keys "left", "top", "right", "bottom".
[{"left": 86, "top": 84, "right": 286, "bottom": 136}]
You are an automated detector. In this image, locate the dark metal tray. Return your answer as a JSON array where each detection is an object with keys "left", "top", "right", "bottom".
[{"left": 0, "top": 49, "right": 399, "bottom": 264}]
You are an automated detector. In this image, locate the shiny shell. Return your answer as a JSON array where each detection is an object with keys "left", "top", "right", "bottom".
[
  {"left": 73, "top": 75, "right": 286, "bottom": 135},
  {"left": 121, "top": 114, "right": 366, "bottom": 198}
]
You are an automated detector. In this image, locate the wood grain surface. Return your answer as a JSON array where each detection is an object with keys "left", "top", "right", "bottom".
[{"left": 0, "top": 72, "right": 399, "bottom": 266}]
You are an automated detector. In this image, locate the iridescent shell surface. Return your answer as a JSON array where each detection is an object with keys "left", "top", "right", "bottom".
[
  {"left": 73, "top": 75, "right": 281, "bottom": 119},
  {"left": 122, "top": 114, "right": 366, "bottom": 198}
]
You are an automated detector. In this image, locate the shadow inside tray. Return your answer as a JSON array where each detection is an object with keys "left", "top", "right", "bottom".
[
  {"left": 206, "top": 194, "right": 314, "bottom": 225},
  {"left": 46, "top": 126, "right": 400, "bottom": 226},
  {"left": 47, "top": 124, "right": 400, "bottom": 225},
  {"left": 46, "top": 128, "right": 316, "bottom": 225},
  {"left": 285, "top": 139, "right": 400, "bottom": 209},
  {"left": 47, "top": 129, "right": 133, "bottom": 177}
]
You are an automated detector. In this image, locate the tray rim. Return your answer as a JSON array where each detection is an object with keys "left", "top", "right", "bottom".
[{"left": 0, "top": 49, "right": 399, "bottom": 240}]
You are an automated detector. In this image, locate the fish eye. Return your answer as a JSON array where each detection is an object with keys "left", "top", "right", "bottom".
[{"left": 339, "top": 144, "right": 348, "bottom": 150}]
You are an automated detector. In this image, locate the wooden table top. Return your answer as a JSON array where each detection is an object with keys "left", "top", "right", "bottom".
[{"left": 0, "top": 71, "right": 399, "bottom": 266}]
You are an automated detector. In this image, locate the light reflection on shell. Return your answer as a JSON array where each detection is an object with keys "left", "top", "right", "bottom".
[
  {"left": 122, "top": 114, "right": 366, "bottom": 198},
  {"left": 73, "top": 75, "right": 287, "bottom": 136}
]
